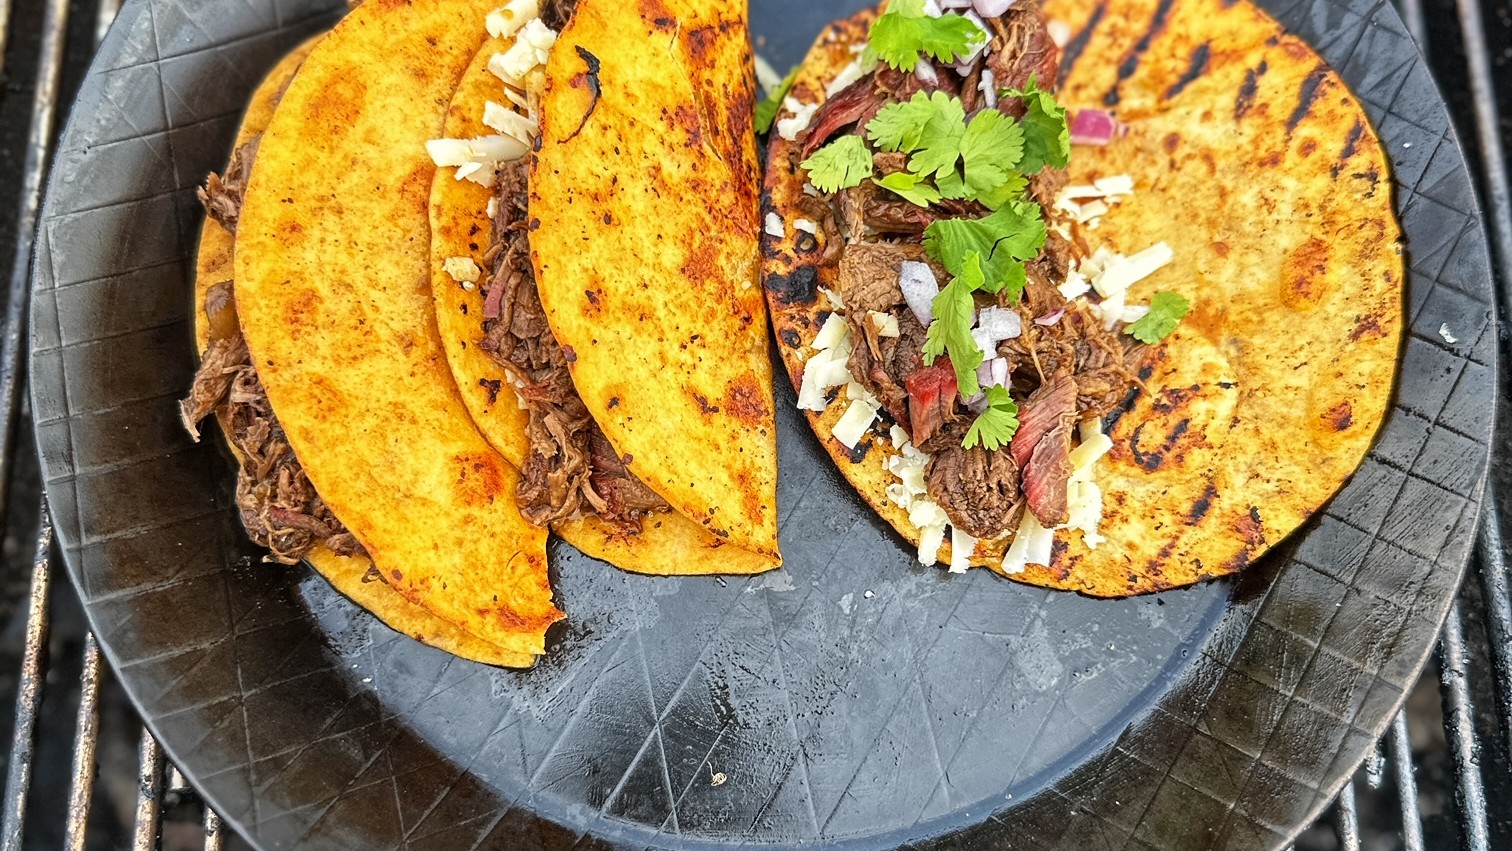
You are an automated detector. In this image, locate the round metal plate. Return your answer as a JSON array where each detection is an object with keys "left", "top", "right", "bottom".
[{"left": 29, "top": 0, "right": 1497, "bottom": 848}]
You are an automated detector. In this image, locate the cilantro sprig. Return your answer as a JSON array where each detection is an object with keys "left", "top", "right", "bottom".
[
  {"left": 1000, "top": 76, "right": 1070, "bottom": 175},
  {"left": 922, "top": 201, "right": 1046, "bottom": 301},
  {"left": 874, "top": 171, "right": 942, "bottom": 207},
  {"left": 1126, "top": 291, "right": 1192, "bottom": 343},
  {"left": 865, "top": 0, "right": 987, "bottom": 73},
  {"left": 965, "top": 385, "right": 1020, "bottom": 450},
  {"left": 922, "top": 252, "right": 987, "bottom": 397},
  {"left": 800, "top": 135, "right": 873, "bottom": 193},
  {"left": 754, "top": 66, "right": 798, "bottom": 134}
]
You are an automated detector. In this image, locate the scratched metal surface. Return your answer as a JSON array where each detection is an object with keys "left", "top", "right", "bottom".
[{"left": 24, "top": 0, "right": 1496, "bottom": 849}]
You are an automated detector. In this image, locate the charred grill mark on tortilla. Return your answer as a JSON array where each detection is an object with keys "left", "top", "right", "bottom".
[
  {"left": 1185, "top": 481, "right": 1219, "bottom": 525},
  {"left": 1129, "top": 417, "right": 1190, "bottom": 472},
  {"left": 1057, "top": 2, "right": 1106, "bottom": 79},
  {"left": 764, "top": 265, "right": 819, "bottom": 306},
  {"left": 1286, "top": 63, "right": 1329, "bottom": 134},
  {"left": 1234, "top": 60, "right": 1268, "bottom": 120},
  {"left": 1163, "top": 42, "right": 1210, "bottom": 100},
  {"left": 1333, "top": 117, "right": 1366, "bottom": 177},
  {"left": 562, "top": 46, "right": 602, "bottom": 144},
  {"left": 1103, "top": 0, "right": 1176, "bottom": 106}
]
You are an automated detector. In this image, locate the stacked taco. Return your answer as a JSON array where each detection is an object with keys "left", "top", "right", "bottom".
[{"left": 182, "top": 0, "right": 779, "bottom": 667}]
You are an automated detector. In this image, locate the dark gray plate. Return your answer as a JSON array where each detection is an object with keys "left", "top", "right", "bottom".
[{"left": 28, "top": 0, "right": 1497, "bottom": 848}]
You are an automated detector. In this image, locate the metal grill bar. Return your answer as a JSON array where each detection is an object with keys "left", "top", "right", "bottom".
[
  {"left": 64, "top": 633, "right": 103, "bottom": 851},
  {"left": 133, "top": 733, "right": 164, "bottom": 851},
  {"left": 0, "top": 0, "right": 70, "bottom": 512},
  {"left": 1440, "top": 602, "right": 1490, "bottom": 851},
  {"left": 0, "top": 509, "right": 51, "bottom": 851},
  {"left": 1390, "top": 711, "right": 1425, "bottom": 851}
]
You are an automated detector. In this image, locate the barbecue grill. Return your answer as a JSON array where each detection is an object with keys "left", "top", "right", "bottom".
[{"left": 0, "top": 0, "right": 1506, "bottom": 848}]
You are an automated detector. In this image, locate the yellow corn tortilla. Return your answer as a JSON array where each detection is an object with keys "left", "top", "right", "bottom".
[
  {"left": 428, "top": 37, "right": 777, "bottom": 575},
  {"left": 195, "top": 39, "right": 532, "bottom": 668},
  {"left": 761, "top": 0, "right": 1402, "bottom": 595},
  {"left": 234, "top": 0, "right": 561, "bottom": 658},
  {"left": 529, "top": 0, "right": 782, "bottom": 563}
]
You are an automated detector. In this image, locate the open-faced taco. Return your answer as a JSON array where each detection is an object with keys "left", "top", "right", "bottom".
[
  {"left": 761, "top": 0, "right": 1401, "bottom": 595},
  {"left": 425, "top": 0, "right": 781, "bottom": 575}
]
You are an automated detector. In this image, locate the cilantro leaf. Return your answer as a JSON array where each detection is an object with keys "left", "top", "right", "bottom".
[
  {"left": 865, "top": 0, "right": 987, "bottom": 73},
  {"left": 866, "top": 90, "right": 942, "bottom": 152},
  {"left": 1001, "top": 75, "right": 1070, "bottom": 174},
  {"left": 976, "top": 171, "right": 1028, "bottom": 210},
  {"left": 1125, "top": 291, "right": 1192, "bottom": 343},
  {"left": 959, "top": 109, "right": 1024, "bottom": 199},
  {"left": 934, "top": 168, "right": 969, "bottom": 200},
  {"left": 922, "top": 201, "right": 1046, "bottom": 299},
  {"left": 874, "top": 172, "right": 942, "bottom": 207},
  {"left": 906, "top": 95, "right": 966, "bottom": 178},
  {"left": 922, "top": 254, "right": 985, "bottom": 398},
  {"left": 800, "top": 135, "right": 874, "bottom": 193},
  {"left": 964, "top": 385, "right": 1020, "bottom": 450},
  {"left": 754, "top": 66, "right": 798, "bottom": 134}
]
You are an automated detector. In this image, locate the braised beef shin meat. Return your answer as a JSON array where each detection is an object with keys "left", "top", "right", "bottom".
[
  {"left": 197, "top": 136, "right": 259, "bottom": 235},
  {"left": 180, "top": 292, "right": 363, "bottom": 564},
  {"left": 479, "top": 161, "right": 668, "bottom": 529},
  {"left": 791, "top": 0, "right": 1143, "bottom": 546}
]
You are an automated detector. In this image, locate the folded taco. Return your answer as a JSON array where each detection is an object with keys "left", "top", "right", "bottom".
[
  {"left": 185, "top": 0, "right": 562, "bottom": 663},
  {"left": 426, "top": 0, "right": 782, "bottom": 572},
  {"left": 762, "top": 0, "right": 1400, "bottom": 595},
  {"left": 184, "top": 40, "right": 535, "bottom": 668}
]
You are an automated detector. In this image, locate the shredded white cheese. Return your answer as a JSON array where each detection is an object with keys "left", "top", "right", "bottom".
[
  {"left": 794, "top": 218, "right": 819, "bottom": 234},
  {"left": 819, "top": 286, "right": 845, "bottom": 310},
  {"left": 443, "top": 257, "right": 481, "bottom": 284},
  {"left": 764, "top": 212, "right": 786, "bottom": 239},
  {"left": 483, "top": 101, "right": 538, "bottom": 145},
  {"left": 486, "top": 197, "right": 499, "bottom": 219},
  {"left": 1001, "top": 511, "right": 1054, "bottom": 574},
  {"left": 486, "top": 0, "right": 538, "bottom": 38},
  {"left": 826, "top": 58, "right": 871, "bottom": 97},
  {"left": 776, "top": 97, "right": 819, "bottom": 142},
  {"left": 949, "top": 527, "right": 976, "bottom": 574},
  {"left": 1086, "top": 242, "right": 1173, "bottom": 299},
  {"left": 867, "top": 310, "right": 900, "bottom": 338},
  {"left": 811, "top": 312, "right": 849, "bottom": 351},
  {"left": 1046, "top": 19, "right": 1072, "bottom": 47},
  {"left": 488, "top": 19, "right": 557, "bottom": 86},
  {"left": 753, "top": 53, "right": 783, "bottom": 96},
  {"left": 918, "top": 522, "right": 947, "bottom": 566},
  {"left": 831, "top": 397, "right": 879, "bottom": 450}
]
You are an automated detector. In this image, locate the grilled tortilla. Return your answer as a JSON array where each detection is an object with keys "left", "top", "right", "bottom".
[
  {"left": 191, "top": 40, "right": 532, "bottom": 668},
  {"left": 429, "top": 29, "right": 778, "bottom": 575},
  {"left": 527, "top": 0, "right": 782, "bottom": 563},
  {"left": 762, "top": 0, "right": 1401, "bottom": 595},
  {"left": 233, "top": 0, "right": 561, "bottom": 658}
]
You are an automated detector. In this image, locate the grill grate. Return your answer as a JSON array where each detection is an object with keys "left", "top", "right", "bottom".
[{"left": 0, "top": 0, "right": 1506, "bottom": 848}]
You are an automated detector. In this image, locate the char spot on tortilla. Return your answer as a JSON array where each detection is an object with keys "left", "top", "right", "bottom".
[
  {"left": 764, "top": 265, "right": 819, "bottom": 306},
  {"left": 778, "top": 327, "right": 801, "bottom": 348},
  {"left": 1186, "top": 481, "right": 1219, "bottom": 525},
  {"left": 1163, "top": 42, "right": 1211, "bottom": 100},
  {"left": 1281, "top": 237, "right": 1331, "bottom": 310},
  {"left": 1163, "top": 131, "right": 1181, "bottom": 153},
  {"left": 1129, "top": 417, "right": 1191, "bottom": 472},
  {"left": 1058, "top": 2, "right": 1106, "bottom": 79},
  {"left": 1322, "top": 400, "right": 1353, "bottom": 431},
  {"left": 1287, "top": 64, "right": 1331, "bottom": 134},
  {"left": 1105, "top": 0, "right": 1176, "bottom": 106},
  {"left": 1351, "top": 313, "right": 1387, "bottom": 341},
  {"left": 1235, "top": 60, "right": 1268, "bottom": 120},
  {"left": 724, "top": 373, "right": 769, "bottom": 425}
]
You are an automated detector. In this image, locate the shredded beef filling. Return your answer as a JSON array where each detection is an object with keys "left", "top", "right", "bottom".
[
  {"left": 181, "top": 282, "right": 363, "bottom": 564},
  {"left": 477, "top": 160, "right": 668, "bottom": 530},
  {"left": 197, "top": 137, "right": 258, "bottom": 235},
  {"left": 801, "top": 0, "right": 1145, "bottom": 540}
]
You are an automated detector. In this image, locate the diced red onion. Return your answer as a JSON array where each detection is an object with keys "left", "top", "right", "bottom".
[
  {"left": 974, "top": 356, "right": 1008, "bottom": 392},
  {"left": 1034, "top": 307, "right": 1066, "bottom": 326},
  {"left": 483, "top": 283, "right": 506, "bottom": 318},
  {"left": 949, "top": 10, "right": 990, "bottom": 73},
  {"left": 899, "top": 262, "right": 939, "bottom": 327},
  {"left": 966, "top": 393, "right": 989, "bottom": 413},
  {"left": 976, "top": 306, "right": 1022, "bottom": 343},
  {"left": 916, "top": 59, "right": 939, "bottom": 85},
  {"left": 972, "top": 0, "right": 1016, "bottom": 16},
  {"left": 939, "top": 0, "right": 974, "bottom": 7},
  {"left": 1070, "top": 109, "right": 1119, "bottom": 146}
]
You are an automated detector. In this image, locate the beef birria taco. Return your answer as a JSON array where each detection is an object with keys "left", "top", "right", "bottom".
[
  {"left": 426, "top": 0, "right": 780, "bottom": 574},
  {"left": 762, "top": 0, "right": 1401, "bottom": 595}
]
